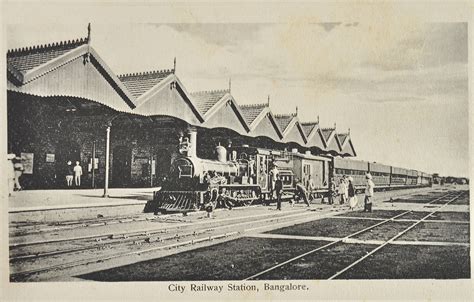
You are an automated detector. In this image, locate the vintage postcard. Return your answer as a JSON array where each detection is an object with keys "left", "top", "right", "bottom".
[{"left": 1, "top": 1, "right": 472, "bottom": 301}]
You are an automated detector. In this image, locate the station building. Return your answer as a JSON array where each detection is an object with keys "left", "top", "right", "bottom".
[{"left": 6, "top": 31, "right": 356, "bottom": 190}]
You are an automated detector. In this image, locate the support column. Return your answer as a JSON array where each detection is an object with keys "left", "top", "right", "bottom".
[
  {"left": 187, "top": 126, "right": 197, "bottom": 158},
  {"left": 92, "top": 141, "right": 96, "bottom": 189},
  {"left": 103, "top": 125, "right": 111, "bottom": 197}
]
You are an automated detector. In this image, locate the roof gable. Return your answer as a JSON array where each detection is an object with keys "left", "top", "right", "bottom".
[
  {"left": 340, "top": 138, "right": 357, "bottom": 157},
  {"left": 201, "top": 94, "right": 250, "bottom": 133},
  {"left": 336, "top": 133, "right": 348, "bottom": 147},
  {"left": 118, "top": 69, "right": 174, "bottom": 99},
  {"left": 201, "top": 96, "right": 249, "bottom": 134},
  {"left": 326, "top": 135, "right": 341, "bottom": 153},
  {"left": 306, "top": 128, "right": 326, "bottom": 150},
  {"left": 191, "top": 89, "right": 229, "bottom": 116},
  {"left": 239, "top": 103, "right": 268, "bottom": 127},
  {"left": 321, "top": 127, "right": 335, "bottom": 142},
  {"left": 274, "top": 114, "right": 296, "bottom": 133},
  {"left": 7, "top": 38, "right": 88, "bottom": 75},
  {"left": 131, "top": 78, "right": 204, "bottom": 125},
  {"left": 244, "top": 108, "right": 283, "bottom": 141},
  {"left": 300, "top": 122, "right": 320, "bottom": 139},
  {"left": 7, "top": 37, "right": 136, "bottom": 109}
]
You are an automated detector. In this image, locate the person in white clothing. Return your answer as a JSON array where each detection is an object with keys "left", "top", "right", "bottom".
[
  {"left": 364, "top": 173, "right": 375, "bottom": 212},
  {"left": 73, "top": 161, "right": 83, "bottom": 187},
  {"left": 338, "top": 179, "right": 347, "bottom": 204},
  {"left": 269, "top": 164, "right": 279, "bottom": 201}
]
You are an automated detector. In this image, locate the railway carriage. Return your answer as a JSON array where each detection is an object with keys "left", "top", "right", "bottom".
[
  {"left": 281, "top": 151, "right": 330, "bottom": 193},
  {"left": 407, "top": 170, "right": 418, "bottom": 186},
  {"left": 152, "top": 142, "right": 433, "bottom": 213},
  {"left": 391, "top": 167, "right": 408, "bottom": 186},
  {"left": 333, "top": 158, "right": 368, "bottom": 189},
  {"left": 368, "top": 162, "right": 391, "bottom": 188}
]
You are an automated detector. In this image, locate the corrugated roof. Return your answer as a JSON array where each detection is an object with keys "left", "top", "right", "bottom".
[
  {"left": 190, "top": 89, "right": 229, "bottom": 115},
  {"left": 118, "top": 69, "right": 174, "bottom": 98},
  {"left": 274, "top": 114, "right": 296, "bottom": 133},
  {"left": 239, "top": 103, "right": 267, "bottom": 125},
  {"left": 7, "top": 38, "right": 88, "bottom": 73},
  {"left": 300, "top": 122, "right": 318, "bottom": 137}
]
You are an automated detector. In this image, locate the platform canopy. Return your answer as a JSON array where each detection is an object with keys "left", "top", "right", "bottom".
[{"left": 7, "top": 33, "right": 356, "bottom": 157}]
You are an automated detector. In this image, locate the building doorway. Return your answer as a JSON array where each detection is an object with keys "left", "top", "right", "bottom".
[{"left": 112, "top": 146, "right": 132, "bottom": 187}]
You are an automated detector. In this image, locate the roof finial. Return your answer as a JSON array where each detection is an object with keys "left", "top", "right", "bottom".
[
  {"left": 173, "top": 57, "right": 176, "bottom": 73},
  {"left": 267, "top": 95, "right": 270, "bottom": 106},
  {"left": 317, "top": 115, "right": 320, "bottom": 124},
  {"left": 87, "top": 23, "right": 91, "bottom": 44},
  {"left": 334, "top": 122, "right": 336, "bottom": 129},
  {"left": 228, "top": 78, "right": 231, "bottom": 92},
  {"left": 348, "top": 128, "right": 350, "bottom": 134},
  {"left": 295, "top": 106, "right": 298, "bottom": 116}
]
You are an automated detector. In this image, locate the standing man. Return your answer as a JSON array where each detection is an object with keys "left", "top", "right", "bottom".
[
  {"left": 275, "top": 174, "right": 283, "bottom": 210},
  {"left": 338, "top": 178, "right": 347, "bottom": 205},
  {"left": 364, "top": 173, "right": 375, "bottom": 212},
  {"left": 269, "top": 163, "right": 279, "bottom": 201},
  {"left": 7, "top": 154, "right": 16, "bottom": 196},
  {"left": 74, "top": 161, "right": 83, "bottom": 187},
  {"left": 13, "top": 156, "right": 24, "bottom": 191}
]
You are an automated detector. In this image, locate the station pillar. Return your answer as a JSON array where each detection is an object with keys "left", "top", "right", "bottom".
[
  {"left": 103, "top": 124, "right": 111, "bottom": 197},
  {"left": 187, "top": 127, "right": 197, "bottom": 157}
]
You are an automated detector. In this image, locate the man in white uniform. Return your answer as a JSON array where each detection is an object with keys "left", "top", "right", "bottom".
[
  {"left": 74, "top": 161, "right": 83, "bottom": 187},
  {"left": 364, "top": 173, "right": 375, "bottom": 212}
]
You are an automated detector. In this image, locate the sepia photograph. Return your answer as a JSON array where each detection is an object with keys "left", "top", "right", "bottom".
[{"left": 1, "top": 1, "right": 472, "bottom": 301}]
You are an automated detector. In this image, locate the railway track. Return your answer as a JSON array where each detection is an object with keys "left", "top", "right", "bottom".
[
  {"left": 243, "top": 190, "right": 466, "bottom": 280},
  {"left": 9, "top": 187, "right": 445, "bottom": 282},
  {"left": 10, "top": 186, "right": 435, "bottom": 237},
  {"left": 10, "top": 206, "right": 326, "bottom": 281}
]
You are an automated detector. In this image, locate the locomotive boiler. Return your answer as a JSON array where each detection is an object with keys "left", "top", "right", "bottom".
[{"left": 153, "top": 145, "right": 264, "bottom": 213}]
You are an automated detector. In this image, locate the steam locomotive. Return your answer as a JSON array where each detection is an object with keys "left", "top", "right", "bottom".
[{"left": 152, "top": 144, "right": 432, "bottom": 213}]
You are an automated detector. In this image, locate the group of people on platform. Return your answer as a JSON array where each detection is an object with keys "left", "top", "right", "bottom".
[
  {"left": 65, "top": 161, "right": 83, "bottom": 188},
  {"left": 269, "top": 163, "right": 375, "bottom": 212},
  {"left": 6, "top": 154, "right": 84, "bottom": 195}
]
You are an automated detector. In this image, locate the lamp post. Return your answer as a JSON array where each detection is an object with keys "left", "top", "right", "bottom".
[
  {"left": 103, "top": 123, "right": 111, "bottom": 197},
  {"left": 103, "top": 114, "right": 123, "bottom": 198}
]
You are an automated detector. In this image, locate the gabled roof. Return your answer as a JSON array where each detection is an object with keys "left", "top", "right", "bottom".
[
  {"left": 191, "top": 89, "right": 229, "bottom": 116},
  {"left": 300, "top": 122, "right": 318, "bottom": 137},
  {"left": 321, "top": 126, "right": 341, "bottom": 154},
  {"left": 6, "top": 33, "right": 357, "bottom": 156},
  {"left": 274, "top": 113, "right": 297, "bottom": 133},
  {"left": 239, "top": 103, "right": 268, "bottom": 126},
  {"left": 274, "top": 114, "right": 308, "bottom": 144},
  {"left": 199, "top": 91, "right": 250, "bottom": 133},
  {"left": 118, "top": 69, "right": 174, "bottom": 99},
  {"left": 7, "top": 38, "right": 88, "bottom": 75},
  {"left": 301, "top": 121, "right": 327, "bottom": 151},
  {"left": 336, "top": 133, "right": 349, "bottom": 147},
  {"left": 321, "top": 127, "right": 336, "bottom": 142},
  {"left": 337, "top": 132, "right": 356, "bottom": 157},
  {"left": 7, "top": 37, "right": 136, "bottom": 111}
]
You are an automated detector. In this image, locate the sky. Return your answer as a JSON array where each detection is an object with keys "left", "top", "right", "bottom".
[{"left": 5, "top": 8, "right": 469, "bottom": 177}]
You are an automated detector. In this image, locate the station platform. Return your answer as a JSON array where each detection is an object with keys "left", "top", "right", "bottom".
[{"left": 8, "top": 187, "right": 159, "bottom": 213}]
